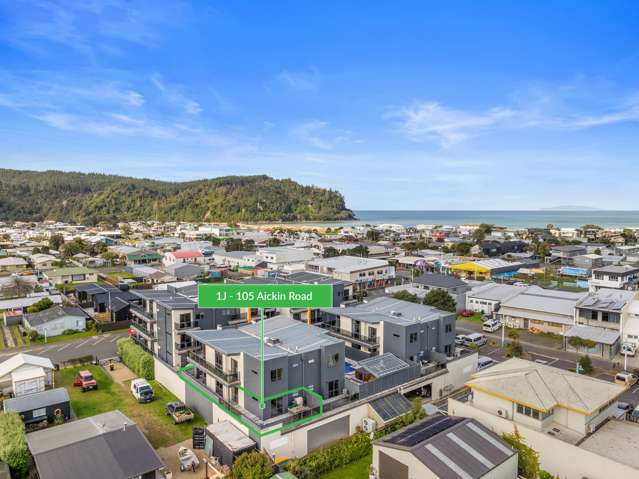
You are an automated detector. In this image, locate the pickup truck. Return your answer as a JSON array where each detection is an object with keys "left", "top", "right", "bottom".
[
  {"left": 73, "top": 370, "right": 98, "bottom": 392},
  {"left": 165, "top": 401, "right": 194, "bottom": 424}
]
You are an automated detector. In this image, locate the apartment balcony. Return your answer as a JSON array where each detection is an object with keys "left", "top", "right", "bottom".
[
  {"left": 129, "top": 321, "right": 156, "bottom": 341},
  {"left": 184, "top": 368, "right": 243, "bottom": 416},
  {"left": 175, "top": 321, "right": 200, "bottom": 331},
  {"left": 317, "top": 323, "right": 379, "bottom": 346},
  {"left": 130, "top": 304, "right": 155, "bottom": 322},
  {"left": 187, "top": 351, "right": 240, "bottom": 384},
  {"left": 175, "top": 342, "right": 197, "bottom": 353}
]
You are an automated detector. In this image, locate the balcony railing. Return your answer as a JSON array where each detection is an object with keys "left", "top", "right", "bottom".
[
  {"left": 130, "top": 304, "right": 155, "bottom": 322},
  {"left": 317, "top": 323, "right": 379, "bottom": 346},
  {"left": 129, "top": 321, "right": 155, "bottom": 340},
  {"left": 187, "top": 351, "right": 240, "bottom": 383},
  {"left": 175, "top": 342, "right": 197, "bottom": 352},
  {"left": 184, "top": 368, "right": 243, "bottom": 417}
]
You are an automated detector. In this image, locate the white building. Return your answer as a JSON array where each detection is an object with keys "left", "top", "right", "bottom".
[
  {"left": 306, "top": 256, "right": 395, "bottom": 292},
  {"left": 0, "top": 353, "right": 54, "bottom": 397},
  {"left": 465, "top": 283, "right": 527, "bottom": 315},
  {"left": 589, "top": 265, "right": 639, "bottom": 292},
  {"left": 255, "top": 246, "right": 314, "bottom": 269}
]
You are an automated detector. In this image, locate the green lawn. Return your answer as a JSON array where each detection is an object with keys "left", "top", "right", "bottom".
[
  {"left": 33, "top": 329, "right": 98, "bottom": 345},
  {"left": 106, "top": 271, "right": 137, "bottom": 280},
  {"left": 56, "top": 365, "right": 206, "bottom": 448},
  {"left": 457, "top": 312, "right": 483, "bottom": 323},
  {"left": 320, "top": 453, "right": 372, "bottom": 479}
]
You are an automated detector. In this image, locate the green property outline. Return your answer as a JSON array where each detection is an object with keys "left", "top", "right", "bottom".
[{"left": 177, "top": 307, "right": 325, "bottom": 437}]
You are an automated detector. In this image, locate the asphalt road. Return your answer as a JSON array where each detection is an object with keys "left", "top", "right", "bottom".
[{"left": 0, "top": 331, "right": 128, "bottom": 364}]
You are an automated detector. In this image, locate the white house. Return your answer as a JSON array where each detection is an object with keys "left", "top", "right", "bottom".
[
  {"left": 255, "top": 246, "right": 314, "bottom": 269},
  {"left": 163, "top": 250, "right": 205, "bottom": 266},
  {"left": 306, "top": 256, "right": 395, "bottom": 292},
  {"left": 0, "top": 257, "right": 28, "bottom": 273},
  {"left": 23, "top": 306, "right": 88, "bottom": 337},
  {"left": 0, "top": 353, "right": 54, "bottom": 397},
  {"left": 589, "top": 265, "right": 639, "bottom": 292}
]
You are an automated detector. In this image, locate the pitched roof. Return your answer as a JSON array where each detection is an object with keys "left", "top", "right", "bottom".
[
  {"left": 4, "top": 387, "right": 69, "bottom": 413},
  {"left": 465, "top": 358, "right": 625, "bottom": 414},
  {"left": 27, "top": 410, "right": 164, "bottom": 479},
  {"left": 375, "top": 416, "right": 516, "bottom": 479},
  {"left": 45, "top": 266, "right": 96, "bottom": 277},
  {"left": 24, "top": 305, "right": 87, "bottom": 327},
  {"left": 0, "top": 353, "right": 54, "bottom": 378},
  {"left": 170, "top": 250, "right": 203, "bottom": 259}
]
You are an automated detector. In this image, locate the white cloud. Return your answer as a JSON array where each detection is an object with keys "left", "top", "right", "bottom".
[
  {"left": 277, "top": 68, "right": 319, "bottom": 91},
  {"left": 150, "top": 73, "right": 202, "bottom": 114},
  {"left": 290, "top": 120, "right": 353, "bottom": 150},
  {"left": 393, "top": 88, "right": 639, "bottom": 146}
]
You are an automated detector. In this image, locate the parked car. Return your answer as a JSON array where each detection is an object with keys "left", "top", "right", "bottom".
[
  {"left": 455, "top": 334, "right": 467, "bottom": 345},
  {"left": 460, "top": 310, "right": 474, "bottom": 317},
  {"left": 177, "top": 447, "right": 200, "bottom": 472},
  {"left": 462, "top": 333, "right": 487, "bottom": 348},
  {"left": 615, "top": 401, "right": 633, "bottom": 419},
  {"left": 165, "top": 401, "right": 194, "bottom": 424},
  {"left": 130, "top": 378, "right": 154, "bottom": 403},
  {"left": 73, "top": 370, "right": 97, "bottom": 392},
  {"left": 621, "top": 342, "right": 637, "bottom": 357},
  {"left": 614, "top": 371, "right": 638, "bottom": 387},
  {"left": 482, "top": 319, "right": 502, "bottom": 333},
  {"left": 477, "top": 356, "right": 498, "bottom": 371}
]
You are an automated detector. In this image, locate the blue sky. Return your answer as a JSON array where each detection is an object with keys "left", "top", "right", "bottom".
[{"left": 0, "top": 1, "right": 638, "bottom": 210}]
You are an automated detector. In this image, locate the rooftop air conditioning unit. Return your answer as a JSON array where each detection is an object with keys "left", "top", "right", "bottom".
[
  {"left": 362, "top": 418, "right": 377, "bottom": 433},
  {"left": 266, "top": 337, "right": 281, "bottom": 346},
  {"left": 497, "top": 409, "right": 508, "bottom": 419}
]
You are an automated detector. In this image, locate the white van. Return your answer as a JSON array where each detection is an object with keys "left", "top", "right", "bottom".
[
  {"left": 621, "top": 342, "right": 637, "bottom": 357},
  {"left": 478, "top": 356, "right": 497, "bottom": 370},
  {"left": 463, "top": 333, "right": 487, "bottom": 348},
  {"left": 482, "top": 319, "right": 502, "bottom": 333}
]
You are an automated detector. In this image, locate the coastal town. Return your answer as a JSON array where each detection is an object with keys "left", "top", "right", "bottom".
[{"left": 0, "top": 219, "right": 639, "bottom": 479}]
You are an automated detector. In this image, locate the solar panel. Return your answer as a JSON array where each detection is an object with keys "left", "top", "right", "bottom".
[
  {"left": 370, "top": 393, "right": 412, "bottom": 422},
  {"left": 385, "top": 416, "right": 464, "bottom": 447}
]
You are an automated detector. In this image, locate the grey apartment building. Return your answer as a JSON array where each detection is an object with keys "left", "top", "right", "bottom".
[
  {"left": 186, "top": 316, "right": 345, "bottom": 422},
  {"left": 319, "top": 297, "right": 456, "bottom": 364},
  {"left": 129, "top": 283, "right": 238, "bottom": 368}
]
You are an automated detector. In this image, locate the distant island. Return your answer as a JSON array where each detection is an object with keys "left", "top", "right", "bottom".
[
  {"left": 0, "top": 169, "right": 354, "bottom": 224},
  {"left": 539, "top": 206, "right": 601, "bottom": 211}
]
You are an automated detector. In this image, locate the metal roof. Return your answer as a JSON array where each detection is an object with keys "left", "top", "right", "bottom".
[
  {"left": 188, "top": 328, "right": 285, "bottom": 359},
  {"left": 23, "top": 305, "right": 87, "bottom": 327},
  {"left": 413, "top": 273, "right": 467, "bottom": 289},
  {"left": 4, "top": 387, "right": 69, "bottom": 413},
  {"left": 565, "top": 325, "right": 620, "bottom": 345},
  {"left": 576, "top": 289, "right": 635, "bottom": 311},
  {"left": 307, "top": 255, "right": 389, "bottom": 273},
  {"left": 499, "top": 286, "right": 586, "bottom": 318},
  {"left": 322, "top": 296, "right": 451, "bottom": 326},
  {"left": 27, "top": 410, "right": 164, "bottom": 479},
  {"left": 593, "top": 265, "right": 639, "bottom": 275},
  {"left": 468, "top": 283, "right": 527, "bottom": 302},
  {"left": 207, "top": 420, "right": 255, "bottom": 452},
  {"left": 375, "top": 416, "right": 516, "bottom": 479}
]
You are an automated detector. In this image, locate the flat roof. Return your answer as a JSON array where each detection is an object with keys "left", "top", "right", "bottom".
[
  {"left": 468, "top": 283, "right": 527, "bottom": 302},
  {"left": 358, "top": 353, "right": 409, "bottom": 378},
  {"left": 307, "top": 255, "right": 389, "bottom": 273},
  {"left": 207, "top": 420, "right": 255, "bottom": 452},
  {"left": 579, "top": 419, "right": 639, "bottom": 470},
  {"left": 413, "top": 273, "right": 467, "bottom": 289},
  {"left": 322, "top": 296, "right": 451, "bottom": 326}
]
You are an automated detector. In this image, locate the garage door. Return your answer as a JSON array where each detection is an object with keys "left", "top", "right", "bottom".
[
  {"left": 307, "top": 415, "right": 349, "bottom": 452},
  {"left": 379, "top": 451, "right": 408, "bottom": 479}
]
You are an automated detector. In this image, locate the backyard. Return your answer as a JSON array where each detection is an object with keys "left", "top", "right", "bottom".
[
  {"left": 319, "top": 453, "right": 372, "bottom": 479},
  {"left": 56, "top": 364, "right": 206, "bottom": 448}
]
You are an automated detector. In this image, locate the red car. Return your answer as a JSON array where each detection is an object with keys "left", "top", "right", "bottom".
[
  {"left": 73, "top": 370, "right": 98, "bottom": 392},
  {"left": 461, "top": 310, "right": 474, "bottom": 317}
]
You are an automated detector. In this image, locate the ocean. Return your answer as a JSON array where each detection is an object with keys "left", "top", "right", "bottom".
[{"left": 312, "top": 211, "right": 639, "bottom": 229}]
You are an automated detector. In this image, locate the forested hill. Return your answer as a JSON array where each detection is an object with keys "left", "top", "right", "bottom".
[{"left": 0, "top": 169, "right": 354, "bottom": 224}]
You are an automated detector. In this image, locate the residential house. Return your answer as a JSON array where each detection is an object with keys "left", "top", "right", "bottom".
[
  {"left": 23, "top": 305, "right": 88, "bottom": 337},
  {"left": 255, "top": 246, "right": 315, "bottom": 269},
  {"left": 412, "top": 273, "right": 470, "bottom": 312},
  {"left": 0, "top": 256, "right": 28, "bottom": 273},
  {"left": 497, "top": 286, "right": 587, "bottom": 334},
  {"left": 449, "top": 358, "right": 636, "bottom": 479},
  {"left": 4, "top": 388, "right": 71, "bottom": 425},
  {"left": 187, "top": 315, "right": 345, "bottom": 422},
  {"left": 26, "top": 410, "right": 165, "bottom": 479},
  {"left": 29, "top": 253, "right": 56, "bottom": 271},
  {"left": 319, "top": 296, "right": 456, "bottom": 363},
  {"left": 573, "top": 254, "right": 604, "bottom": 270},
  {"left": 550, "top": 245, "right": 588, "bottom": 264},
  {"left": 0, "top": 353, "right": 54, "bottom": 397},
  {"left": 125, "top": 251, "right": 163, "bottom": 266},
  {"left": 166, "top": 262, "right": 203, "bottom": 280},
  {"left": 476, "top": 239, "right": 528, "bottom": 257},
  {"left": 449, "top": 259, "right": 523, "bottom": 280},
  {"left": 44, "top": 266, "right": 98, "bottom": 285},
  {"left": 589, "top": 265, "right": 639, "bottom": 292},
  {"left": 163, "top": 250, "right": 205, "bottom": 266},
  {"left": 372, "top": 415, "right": 518, "bottom": 479},
  {"left": 212, "top": 250, "right": 259, "bottom": 269},
  {"left": 306, "top": 256, "right": 395, "bottom": 293}
]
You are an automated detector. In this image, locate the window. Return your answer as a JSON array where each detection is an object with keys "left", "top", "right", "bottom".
[
  {"left": 393, "top": 333, "right": 400, "bottom": 338},
  {"left": 215, "top": 351, "right": 223, "bottom": 369},
  {"left": 32, "top": 407, "right": 46, "bottom": 418},
  {"left": 328, "top": 353, "right": 339, "bottom": 367},
  {"left": 270, "top": 398, "right": 284, "bottom": 415},
  {"left": 409, "top": 332, "right": 418, "bottom": 343},
  {"left": 444, "top": 344, "right": 452, "bottom": 355},
  {"left": 215, "top": 381, "right": 223, "bottom": 396},
  {"left": 270, "top": 368, "right": 283, "bottom": 382},
  {"left": 445, "top": 324, "right": 452, "bottom": 333},
  {"left": 327, "top": 379, "right": 340, "bottom": 398},
  {"left": 516, "top": 404, "right": 551, "bottom": 420}
]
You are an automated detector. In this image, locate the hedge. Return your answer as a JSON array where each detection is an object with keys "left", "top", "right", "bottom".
[
  {"left": 0, "top": 412, "right": 29, "bottom": 477},
  {"left": 117, "top": 338, "right": 154, "bottom": 380},
  {"left": 285, "top": 398, "right": 425, "bottom": 479}
]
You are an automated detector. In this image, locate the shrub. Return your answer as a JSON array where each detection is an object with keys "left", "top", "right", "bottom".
[
  {"left": 25, "top": 297, "right": 53, "bottom": 314},
  {"left": 0, "top": 412, "right": 30, "bottom": 477},
  {"left": 28, "top": 330, "right": 39, "bottom": 342},
  {"left": 422, "top": 289, "right": 456, "bottom": 312},
  {"left": 117, "top": 338, "right": 154, "bottom": 380},
  {"left": 228, "top": 451, "right": 273, "bottom": 479},
  {"left": 502, "top": 427, "right": 540, "bottom": 479},
  {"left": 579, "top": 355, "right": 593, "bottom": 374}
]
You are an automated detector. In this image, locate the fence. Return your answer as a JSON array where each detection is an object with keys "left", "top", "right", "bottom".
[{"left": 97, "top": 319, "right": 131, "bottom": 333}]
